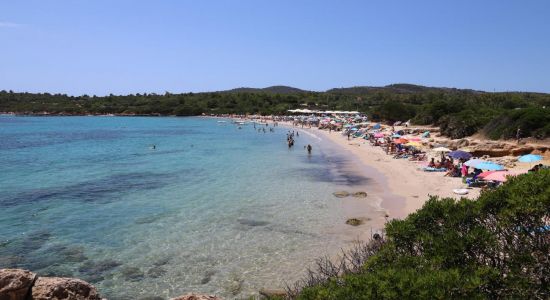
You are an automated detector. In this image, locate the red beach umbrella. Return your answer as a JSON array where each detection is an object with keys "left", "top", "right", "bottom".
[{"left": 394, "top": 138, "right": 409, "bottom": 144}]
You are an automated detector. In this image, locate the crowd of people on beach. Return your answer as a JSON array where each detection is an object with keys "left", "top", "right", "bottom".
[
  {"left": 341, "top": 121, "right": 549, "bottom": 193},
  {"left": 217, "top": 113, "right": 547, "bottom": 194}
]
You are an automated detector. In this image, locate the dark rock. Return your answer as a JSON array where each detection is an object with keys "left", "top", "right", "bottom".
[
  {"left": 120, "top": 266, "right": 144, "bottom": 281},
  {"left": 237, "top": 219, "right": 269, "bottom": 227},
  {"left": 259, "top": 288, "right": 286, "bottom": 298},
  {"left": 21, "top": 231, "right": 51, "bottom": 254},
  {"left": 146, "top": 266, "right": 166, "bottom": 278},
  {"left": 0, "top": 268, "right": 36, "bottom": 300},
  {"left": 31, "top": 276, "right": 101, "bottom": 300},
  {"left": 0, "top": 256, "right": 23, "bottom": 269},
  {"left": 170, "top": 294, "right": 221, "bottom": 300},
  {"left": 152, "top": 257, "right": 171, "bottom": 267},
  {"left": 200, "top": 270, "right": 215, "bottom": 285},
  {"left": 345, "top": 218, "right": 363, "bottom": 226},
  {"left": 78, "top": 259, "right": 121, "bottom": 276},
  {"left": 352, "top": 191, "right": 367, "bottom": 198},
  {"left": 333, "top": 191, "right": 350, "bottom": 198},
  {"left": 47, "top": 245, "right": 87, "bottom": 263}
]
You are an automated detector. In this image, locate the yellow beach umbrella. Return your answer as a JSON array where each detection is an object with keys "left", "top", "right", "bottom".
[{"left": 406, "top": 141, "right": 422, "bottom": 148}]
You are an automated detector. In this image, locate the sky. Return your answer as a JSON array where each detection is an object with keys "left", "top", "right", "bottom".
[{"left": 1, "top": 0, "right": 549, "bottom": 95}]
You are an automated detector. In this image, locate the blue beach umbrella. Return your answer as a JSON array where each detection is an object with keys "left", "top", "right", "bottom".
[
  {"left": 372, "top": 123, "right": 381, "bottom": 129},
  {"left": 447, "top": 150, "right": 472, "bottom": 160},
  {"left": 464, "top": 159, "right": 486, "bottom": 167},
  {"left": 392, "top": 133, "right": 401, "bottom": 138},
  {"left": 518, "top": 154, "right": 543, "bottom": 163},
  {"left": 475, "top": 162, "right": 505, "bottom": 171}
]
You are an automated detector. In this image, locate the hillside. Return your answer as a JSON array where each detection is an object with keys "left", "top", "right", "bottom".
[
  {"left": 326, "top": 83, "right": 482, "bottom": 95},
  {"left": 223, "top": 85, "right": 309, "bottom": 94},
  {"left": 1, "top": 84, "right": 549, "bottom": 140}
]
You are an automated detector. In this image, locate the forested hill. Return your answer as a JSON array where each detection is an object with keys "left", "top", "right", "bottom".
[
  {"left": 327, "top": 84, "right": 482, "bottom": 95},
  {"left": 222, "top": 85, "right": 308, "bottom": 94},
  {"left": 1, "top": 84, "right": 549, "bottom": 140}
]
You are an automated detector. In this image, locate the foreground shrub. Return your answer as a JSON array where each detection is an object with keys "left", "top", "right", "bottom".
[{"left": 295, "top": 170, "right": 550, "bottom": 299}]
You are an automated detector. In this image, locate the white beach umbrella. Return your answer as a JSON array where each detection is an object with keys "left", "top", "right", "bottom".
[{"left": 432, "top": 147, "right": 451, "bottom": 152}]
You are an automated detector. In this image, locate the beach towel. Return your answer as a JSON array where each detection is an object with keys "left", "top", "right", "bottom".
[{"left": 423, "top": 167, "right": 447, "bottom": 172}]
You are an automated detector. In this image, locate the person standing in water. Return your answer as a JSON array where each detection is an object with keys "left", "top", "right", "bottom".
[{"left": 307, "top": 144, "right": 312, "bottom": 154}]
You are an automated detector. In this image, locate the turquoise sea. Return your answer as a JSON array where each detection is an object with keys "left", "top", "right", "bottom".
[{"left": 0, "top": 116, "right": 383, "bottom": 299}]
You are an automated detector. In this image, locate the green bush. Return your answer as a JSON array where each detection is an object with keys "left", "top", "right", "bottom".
[
  {"left": 297, "top": 170, "right": 550, "bottom": 299},
  {"left": 438, "top": 109, "right": 498, "bottom": 139},
  {"left": 483, "top": 107, "right": 550, "bottom": 139}
]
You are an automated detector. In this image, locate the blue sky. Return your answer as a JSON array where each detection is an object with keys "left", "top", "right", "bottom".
[{"left": 1, "top": 0, "right": 549, "bottom": 95}]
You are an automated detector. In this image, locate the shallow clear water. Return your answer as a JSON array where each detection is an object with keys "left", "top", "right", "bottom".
[{"left": 0, "top": 116, "right": 381, "bottom": 299}]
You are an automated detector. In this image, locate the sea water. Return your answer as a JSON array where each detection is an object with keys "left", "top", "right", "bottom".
[{"left": 0, "top": 116, "right": 383, "bottom": 299}]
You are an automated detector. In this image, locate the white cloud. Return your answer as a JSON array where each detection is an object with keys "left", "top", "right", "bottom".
[{"left": 0, "top": 21, "right": 22, "bottom": 28}]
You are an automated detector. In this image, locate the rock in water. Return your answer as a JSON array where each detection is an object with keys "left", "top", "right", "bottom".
[
  {"left": 352, "top": 191, "right": 367, "bottom": 198},
  {"left": 31, "top": 277, "right": 101, "bottom": 300},
  {"left": 345, "top": 218, "right": 363, "bottom": 226},
  {"left": 170, "top": 294, "right": 221, "bottom": 300},
  {"left": 237, "top": 219, "right": 269, "bottom": 227},
  {"left": 0, "top": 268, "right": 37, "bottom": 300},
  {"left": 333, "top": 191, "right": 350, "bottom": 198},
  {"left": 259, "top": 288, "right": 286, "bottom": 298}
]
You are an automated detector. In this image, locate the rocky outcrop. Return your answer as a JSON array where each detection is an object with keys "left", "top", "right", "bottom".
[
  {"left": 429, "top": 136, "right": 549, "bottom": 158},
  {"left": 0, "top": 269, "right": 36, "bottom": 300},
  {"left": 31, "top": 277, "right": 101, "bottom": 300},
  {"left": 0, "top": 269, "right": 101, "bottom": 300},
  {"left": 170, "top": 294, "right": 221, "bottom": 300}
]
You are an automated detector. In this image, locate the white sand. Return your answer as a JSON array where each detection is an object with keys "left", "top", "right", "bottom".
[{"left": 300, "top": 126, "right": 481, "bottom": 220}]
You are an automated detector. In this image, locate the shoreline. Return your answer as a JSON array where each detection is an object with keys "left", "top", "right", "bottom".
[{"left": 286, "top": 123, "right": 482, "bottom": 220}]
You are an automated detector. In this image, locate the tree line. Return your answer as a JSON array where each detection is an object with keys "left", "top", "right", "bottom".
[{"left": 1, "top": 86, "right": 549, "bottom": 139}]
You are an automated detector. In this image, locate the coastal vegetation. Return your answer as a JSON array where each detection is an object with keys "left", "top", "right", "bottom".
[
  {"left": 286, "top": 170, "right": 549, "bottom": 299},
  {"left": 1, "top": 84, "right": 549, "bottom": 140}
]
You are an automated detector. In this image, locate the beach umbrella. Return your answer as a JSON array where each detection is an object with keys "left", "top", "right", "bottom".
[
  {"left": 372, "top": 123, "right": 381, "bottom": 129},
  {"left": 481, "top": 170, "right": 526, "bottom": 182},
  {"left": 409, "top": 137, "right": 422, "bottom": 141},
  {"left": 433, "top": 147, "right": 451, "bottom": 152},
  {"left": 447, "top": 150, "right": 472, "bottom": 160},
  {"left": 422, "top": 131, "right": 430, "bottom": 138},
  {"left": 475, "top": 162, "right": 505, "bottom": 171},
  {"left": 478, "top": 171, "right": 497, "bottom": 179},
  {"left": 373, "top": 133, "right": 385, "bottom": 138},
  {"left": 392, "top": 133, "right": 401, "bottom": 138},
  {"left": 406, "top": 141, "right": 422, "bottom": 147},
  {"left": 464, "top": 159, "right": 486, "bottom": 167},
  {"left": 394, "top": 138, "right": 409, "bottom": 144},
  {"left": 518, "top": 154, "right": 543, "bottom": 163}
]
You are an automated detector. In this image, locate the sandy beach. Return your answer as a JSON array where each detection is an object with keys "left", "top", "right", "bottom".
[
  {"left": 313, "top": 128, "right": 480, "bottom": 219},
  {"left": 297, "top": 125, "right": 549, "bottom": 223}
]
